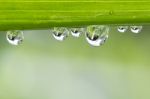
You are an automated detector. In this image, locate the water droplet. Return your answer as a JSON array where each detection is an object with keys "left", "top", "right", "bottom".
[
  {"left": 85, "top": 25, "right": 109, "bottom": 47},
  {"left": 130, "top": 26, "right": 142, "bottom": 33},
  {"left": 51, "top": 27, "right": 69, "bottom": 41},
  {"left": 6, "top": 30, "right": 24, "bottom": 46},
  {"left": 70, "top": 27, "right": 84, "bottom": 37},
  {"left": 117, "top": 26, "right": 128, "bottom": 33}
]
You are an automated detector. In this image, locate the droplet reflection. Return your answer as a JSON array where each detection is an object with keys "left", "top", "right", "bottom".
[
  {"left": 51, "top": 27, "right": 69, "bottom": 41},
  {"left": 6, "top": 30, "right": 24, "bottom": 46},
  {"left": 117, "top": 26, "right": 128, "bottom": 33},
  {"left": 70, "top": 27, "right": 84, "bottom": 37},
  {"left": 130, "top": 26, "right": 143, "bottom": 33},
  {"left": 85, "top": 25, "right": 109, "bottom": 47}
]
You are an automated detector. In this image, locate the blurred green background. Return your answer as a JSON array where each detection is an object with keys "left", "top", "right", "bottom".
[{"left": 0, "top": 26, "right": 150, "bottom": 99}]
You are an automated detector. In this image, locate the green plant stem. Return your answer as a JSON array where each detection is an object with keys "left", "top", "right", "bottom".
[{"left": 0, "top": 0, "right": 150, "bottom": 30}]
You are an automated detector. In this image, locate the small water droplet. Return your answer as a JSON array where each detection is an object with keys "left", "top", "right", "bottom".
[
  {"left": 51, "top": 27, "right": 69, "bottom": 41},
  {"left": 85, "top": 25, "right": 109, "bottom": 47},
  {"left": 6, "top": 30, "right": 24, "bottom": 46},
  {"left": 70, "top": 27, "right": 84, "bottom": 37},
  {"left": 117, "top": 26, "right": 128, "bottom": 33},
  {"left": 130, "top": 26, "right": 142, "bottom": 33}
]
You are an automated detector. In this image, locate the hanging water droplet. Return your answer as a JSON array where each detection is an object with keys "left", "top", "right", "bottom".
[
  {"left": 117, "top": 26, "right": 128, "bottom": 33},
  {"left": 51, "top": 27, "right": 69, "bottom": 41},
  {"left": 130, "top": 26, "right": 143, "bottom": 33},
  {"left": 70, "top": 27, "right": 85, "bottom": 37},
  {"left": 85, "top": 25, "right": 109, "bottom": 47},
  {"left": 6, "top": 30, "right": 24, "bottom": 46}
]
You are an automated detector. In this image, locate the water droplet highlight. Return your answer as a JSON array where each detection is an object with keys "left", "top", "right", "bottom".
[
  {"left": 117, "top": 26, "right": 128, "bottom": 33},
  {"left": 130, "top": 26, "right": 142, "bottom": 33},
  {"left": 51, "top": 27, "right": 69, "bottom": 41},
  {"left": 70, "top": 27, "right": 85, "bottom": 37},
  {"left": 6, "top": 30, "right": 24, "bottom": 46},
  {"left": 85, "top": 25, "right": 109, "bottom": 47}
]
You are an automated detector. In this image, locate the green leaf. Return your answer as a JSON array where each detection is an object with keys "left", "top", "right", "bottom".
[{"left": 0, "top": 0, "right": 150, "bottom": 30}]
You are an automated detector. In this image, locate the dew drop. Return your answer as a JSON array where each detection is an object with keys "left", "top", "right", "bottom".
[
  {"left": 6, "top": 30, "right": 24, "bottom": 46},
  {"left": 51, "top": 27, "right": 69, "bottom": 41},
  {"left": 85, "top": 25, "right": 109, "bottom": 47},
  {"left": 130, "top": 26, "right": 142, "bottom": 33},
  {"left": 117, "top": 26, "right": 128, "bottom": 33},
  {"left": 70, "top": 27, "right": 84, "bottom": 37}
]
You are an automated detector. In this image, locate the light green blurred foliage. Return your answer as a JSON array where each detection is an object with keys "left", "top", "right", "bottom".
[{"left": 0, "top": 26, "right": 150, "bottom": 99}]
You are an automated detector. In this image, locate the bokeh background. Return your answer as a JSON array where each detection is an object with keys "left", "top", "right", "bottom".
[{"left": 0, "top": 26, "right": 150, "bottom": 99}]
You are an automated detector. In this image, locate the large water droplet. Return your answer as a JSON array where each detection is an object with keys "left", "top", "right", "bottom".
[
  {"left": 85, "top": 25, "right": 109, "bottom": 47},
  {"left": 70, "top": 27, "right": 85, "bottom": 37},
  {"left": 117, "top": 26, "right": 128, "bottom": 33},
  {"left": 130, "top": 26, "right": 142, "bottom": 33},
  {"left": 6, "top": 30, "right": 24, "bottom": 46},
  {"left": 51, "top": 27, "right": 69, "bottom": 41}
]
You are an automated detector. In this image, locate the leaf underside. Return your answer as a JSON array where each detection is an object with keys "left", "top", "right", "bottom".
[{"left": 0, "top": 0, "right": 150, "bottom": 30}]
